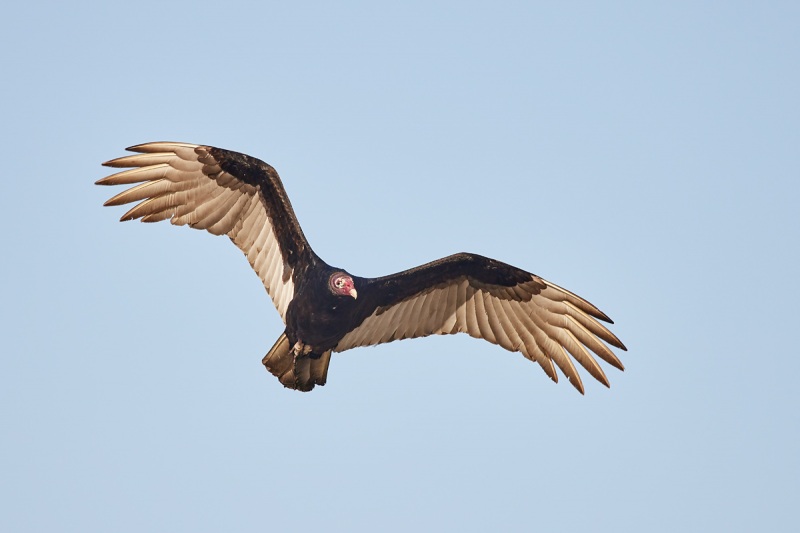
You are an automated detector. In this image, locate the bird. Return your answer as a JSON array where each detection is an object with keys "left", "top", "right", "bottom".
[{"left": 97, "top": 142, "right": 627, "bottom": 393}]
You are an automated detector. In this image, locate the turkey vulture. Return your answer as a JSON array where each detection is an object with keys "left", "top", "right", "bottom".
[{"left": 97, "top": 142, "right": 626, "bottom": 393}]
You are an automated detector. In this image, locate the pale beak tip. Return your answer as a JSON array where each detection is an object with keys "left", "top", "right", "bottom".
[{"left": 349, "top": 288, "right": 358, "bottom": 299}]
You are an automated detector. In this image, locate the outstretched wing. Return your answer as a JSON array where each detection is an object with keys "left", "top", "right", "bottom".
[
  {"left": 337, "top": 253, "right": 627, "bottom": 393},
  {"left": 97, "top": 142, "right": 316, "bottom": 321}
]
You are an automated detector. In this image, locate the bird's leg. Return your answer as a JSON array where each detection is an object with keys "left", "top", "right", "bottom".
[
  {"left": 290, "top": 340, "right": 314, "bottom": 389},
  {"left": 291, "top": 341, "right": 303, "bottom": 357},
  {"left": 291, "top": 340, "right": 313, "bottom": 358}
]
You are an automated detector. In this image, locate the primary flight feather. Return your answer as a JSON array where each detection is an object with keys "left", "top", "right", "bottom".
[{"left": 98, "top": 142, "right": 627, "bottom": 393}]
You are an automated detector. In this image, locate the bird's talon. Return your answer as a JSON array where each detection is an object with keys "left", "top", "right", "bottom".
[{"left": 291, "top": 340, "right": 314, "bottom": 357}]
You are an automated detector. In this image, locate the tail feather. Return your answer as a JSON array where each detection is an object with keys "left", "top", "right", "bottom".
[{"left": 262, "top": 333, "right": 331, "bottom": 392}]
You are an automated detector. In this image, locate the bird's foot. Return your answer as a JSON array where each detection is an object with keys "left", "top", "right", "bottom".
[{"left": 291, "top": 340, "right": 313, "bottom": 358}]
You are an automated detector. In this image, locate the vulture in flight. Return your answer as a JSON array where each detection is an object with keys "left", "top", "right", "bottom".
[{"left": 98, "top": 142, "right": 626, "bottom": 393}]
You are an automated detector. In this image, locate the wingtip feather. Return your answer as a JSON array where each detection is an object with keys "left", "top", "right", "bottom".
[
  {"left": 125, "top": 141, "right": 200, "bottom": 153},
  {"left": 570, "top": 377, "right": 585, "bottom": 395},
  {"left": 126, "top": 142, "right": 154, "bottom": 152}
]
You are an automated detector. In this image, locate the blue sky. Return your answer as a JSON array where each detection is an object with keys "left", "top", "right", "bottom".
[{"left": 2, "top": 2, "right": 798, "bottom": 531}]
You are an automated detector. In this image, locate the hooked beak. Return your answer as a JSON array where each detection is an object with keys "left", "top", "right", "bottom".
[{"left": 349, "top": 288, "right": 358, "bottom": 299}]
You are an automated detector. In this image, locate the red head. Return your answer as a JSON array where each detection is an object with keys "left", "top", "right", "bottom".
[{"left": 329, "top": 272, "right": 358, "bottom": 299}]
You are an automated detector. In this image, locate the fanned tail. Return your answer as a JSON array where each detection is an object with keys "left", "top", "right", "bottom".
[{"left": 262, "top": 333, "right": 331, "bottom": 392}]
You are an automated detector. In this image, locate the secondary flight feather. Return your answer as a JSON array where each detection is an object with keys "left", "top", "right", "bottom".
[{"left": 98, "top": 142, "right": 627, "bottom": 393}]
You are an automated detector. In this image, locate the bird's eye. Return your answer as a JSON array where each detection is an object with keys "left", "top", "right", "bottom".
[{"left": 336, "top": 278, "right": 345, "bottom": 288}]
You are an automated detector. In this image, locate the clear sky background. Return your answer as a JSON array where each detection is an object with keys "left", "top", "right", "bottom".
[{"left": 2, "top": 2, "right": 798, "bottom": 532}]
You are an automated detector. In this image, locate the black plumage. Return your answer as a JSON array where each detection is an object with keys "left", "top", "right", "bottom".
[{"left": 98, "top": 142, "right": 627, "bottom": 393}]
